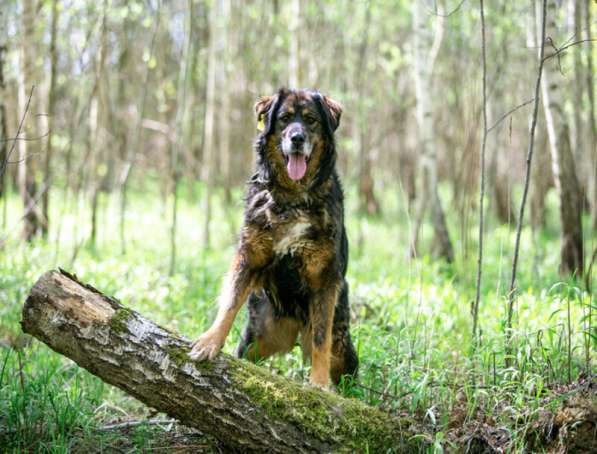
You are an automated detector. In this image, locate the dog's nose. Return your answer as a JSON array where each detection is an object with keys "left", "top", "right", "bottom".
[{"left": 290, "top": 132, "right": 305, "bottom": 146}]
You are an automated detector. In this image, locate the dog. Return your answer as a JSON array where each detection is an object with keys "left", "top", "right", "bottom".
[{"left": 189, "top": 88, "right": 358, "bottom": 388}]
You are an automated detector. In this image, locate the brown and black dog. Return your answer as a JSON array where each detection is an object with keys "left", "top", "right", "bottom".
[{"left": 189, "top": 88, "right": 358, "bottom": 388}]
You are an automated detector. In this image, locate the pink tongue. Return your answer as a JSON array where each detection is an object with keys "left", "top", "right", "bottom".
[{"left": 287, "top": 154, "right": 307, "bottom": 181}]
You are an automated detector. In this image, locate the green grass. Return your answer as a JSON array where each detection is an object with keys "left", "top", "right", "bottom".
[{"left": 0, "top": 179, "right": 595, "bottom": 452}]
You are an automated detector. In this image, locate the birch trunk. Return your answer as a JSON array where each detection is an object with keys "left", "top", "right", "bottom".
[
  {"left": 21, "top": 270, "right": 424, "bottom": 453},
  {"left": 584, "top": 0, "right": 597, "bottom": 229},
  {"left": 539, "top": 0, "right": 584, "bottom": 275},
  {"left": 410, "top": 1, "right": 454, "bottom": 262}
]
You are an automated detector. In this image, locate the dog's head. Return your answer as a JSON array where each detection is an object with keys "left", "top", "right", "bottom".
[{"left": 254, "top": 88, "right": 342, "bottom": 187}]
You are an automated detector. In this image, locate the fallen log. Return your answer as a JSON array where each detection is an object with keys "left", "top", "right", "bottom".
[{"left": 21, "top": 269, "right": 427, "bottom": 453}]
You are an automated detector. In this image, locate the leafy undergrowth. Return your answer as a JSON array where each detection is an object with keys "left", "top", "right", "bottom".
[{"left": 1, "top": 184, "right": 595, "bottom": 452}]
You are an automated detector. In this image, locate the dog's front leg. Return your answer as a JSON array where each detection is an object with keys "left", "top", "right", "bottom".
[
  {"left": 190, "top": 254, "right": 253, "bottom": 361},
  {"left": 309, "top": 285, "right": 338, "bottom": 388}
]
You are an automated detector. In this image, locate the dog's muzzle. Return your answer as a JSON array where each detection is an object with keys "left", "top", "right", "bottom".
[{"left": 282, "top": 127, "right": 312, "bottom": 181}]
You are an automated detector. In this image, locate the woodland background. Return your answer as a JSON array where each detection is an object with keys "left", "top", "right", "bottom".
[{"left": 0, "top": 0, "right": 595, "bottom": 452}]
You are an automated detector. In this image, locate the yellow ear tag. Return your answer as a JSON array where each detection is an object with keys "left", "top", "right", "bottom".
[{"left": 257, "top": 115, "right": 265, "bottom": 132}]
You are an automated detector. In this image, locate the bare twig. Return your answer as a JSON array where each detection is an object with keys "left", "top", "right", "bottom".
[
  {"left": 427, "top": 0, "right": 467, "bottom": 18},
  {"left": 472, "top": 0, "right": 488, "bottom": 351},
  {"left": 487, "top": 98, "right": 535, "bottom": 134},
  {"left": 0, "top": 130, "right": 50, "bottom": 143},
  {"left": 506, "top": 0, "right": 548, "bottom": 365},
  {"left": 542, "top": 38, "right": 595, "bottom": 63}
]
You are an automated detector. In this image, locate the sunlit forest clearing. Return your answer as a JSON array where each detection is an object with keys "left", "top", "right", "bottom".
[{"left": 1, "top": 0, "right": 596, "bottom": 452}]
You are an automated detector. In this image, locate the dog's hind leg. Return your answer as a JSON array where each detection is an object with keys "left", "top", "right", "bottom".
[
  {"left": 236, "top": 290, "right": 300, "bottom": 361},
  {"left": 330, "top": 281, "right": 358, "bottom": 385}
]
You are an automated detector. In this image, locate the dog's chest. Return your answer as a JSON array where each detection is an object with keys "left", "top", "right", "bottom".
[
  {"left": 271, "top": 213, "right": 313, "bottom": 257},
  {"left": 245, "top": 188, "right": 333, "bottom": 258}
]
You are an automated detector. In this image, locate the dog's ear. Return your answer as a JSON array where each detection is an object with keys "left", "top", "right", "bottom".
[
  {"left": 321, "top": 95, "right": 342, "bottom": 132},
  {"left": 254, "top": 89, "right": 288, "bottom": 135},
  {"left": 254, "top": 95, "right": 274, "bottom": 132}
]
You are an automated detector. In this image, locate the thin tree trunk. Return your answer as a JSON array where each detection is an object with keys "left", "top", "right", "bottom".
[
  {"left": 21, "top": 270, "right": 424, "bottom": 453},
  {"left": 288, "top": 0, "right": 300, "bottom": 88},
  {"left": 0, "top": 24, "right": 7, "bottom": 201},
  {"left": 354, "top": 5, "right": 380, "bottom": 216},
  {"left": 89, "top": 1, "right": 108, "bottom": 250},
  {"left": 218, "top": 0, "right": 232, "bottom": 205},
  {"left": 200, "top": 1, "right": 219, "bottom": 249},
  {"left": 410, "top": 1, "right": 454, "bottom": 262},
  {"left": 570, "top": 0, "right": 584, "bottom": 169},
  {"left": 540, "top": 0, "right": 584, "bottom": 276},
  {"left": 19, "top": 0, "right": 42, "bottom": 241},
  {"left": 88, "top": 96, "right": 99, "bottom": 248},
  {"left": 42, "top": 0, "right": 59, "bottom": 238},
  {"left": 584, "top": 0, "right": 597, "bottom": 229},
  {"left": 528, "top": 0, "right": 550, "bottom": 230},
  {"left": 170, "top": 0, "right": 194, "bottom": 275},
  {"left": 472, "top": 0, "right": 488, "bottom": 350},
  {"left": 118, "top": 3, "right": 161, "bottom": 254},
  {"left": 506, "top": 0, "right": 548, "bottom": 361}
]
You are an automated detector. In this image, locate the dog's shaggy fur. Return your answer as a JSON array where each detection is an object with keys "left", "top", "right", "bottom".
[{"left": 190, "top": 88, "right": 358, "bottom": 387}]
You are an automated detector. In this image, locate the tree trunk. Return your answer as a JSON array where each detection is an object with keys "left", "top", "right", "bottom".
[
  {"left": 21, "top": 270, "right": 424, "bottom": 453},
  {"left": 89, "top": 0, "right": 109, "bottom": 249},
  {"left": 200, "top": 1, "right": 219, "bottom": 249},
  {"left": 218, "top": 0, "right": 232, "bottom": 205},
  {"left": 170, "top": 0, "right": 194, "bottom": 275},
  {"left": 118, "top": 4, "right": 161, "bottom": 254},
  {"left": 42, "top": 0, "right": 59, "bottom": 238},
  {"left": 528, "top": 1, "right": 551, "bottom": 230},
  {"left": 487, "top": 96, "right": 516, "bottom": 225},
  {"left": 19, "top": 0, "right": 43, "bottom": 241},
  {"left": 0, "top": 18, "right": 7, "bottom": 199},
  {"left": 410, "top": 1, "right": 454, "bottom": 262},
  {"left": 354, "top": 5, "right": 380, "bottom": 217},
  {"left": 540, "top": 0, "right": 584, "bottom": 276},
  {"left": 530, "top": 123, "right": 551, "bottom": 229},
  {"left": 288, "top": 0, "right": 301, "bottom": 88},
  {"left": 584, "top": 0, "right": 597, "bottom": 229}
]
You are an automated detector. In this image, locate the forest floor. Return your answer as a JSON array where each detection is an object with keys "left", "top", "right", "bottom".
[{"left": 0, "top": 183, "right": 595, "bottom": 452}]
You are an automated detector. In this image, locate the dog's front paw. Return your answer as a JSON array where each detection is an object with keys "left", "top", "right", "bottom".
[
  {"left": 308, "top": 381, "right": 332, "bottom": 392},
  {"left": 309, "top": 376, "right": 332, "bottom": 391},
  {"left": 189, "top": 329, "right": 225, "bottom": 361}
]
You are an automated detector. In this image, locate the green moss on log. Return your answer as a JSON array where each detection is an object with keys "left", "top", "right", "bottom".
[
  {"left": 109, "top": 308, "right": 133, "bottom": 334},
  {"left": 163, "top": 343, "right": 215, "bottom": 371},
  {"left": 164, "top": 344, "right": 191, "bottom": 367},
  {"left": 228, "top": 359, "right": 426, "bottom": 452}
]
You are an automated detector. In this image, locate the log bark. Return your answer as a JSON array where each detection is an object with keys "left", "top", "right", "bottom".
[{"left": 20, "top": 269, "right": 426, "bottom": 453}]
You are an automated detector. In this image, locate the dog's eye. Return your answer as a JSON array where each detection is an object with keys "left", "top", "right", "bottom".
[
  {"left": 305, "top": 116, "right": 317, "bottom": 125},
  {"left": 279, "top": 114, "right": 292, "bottom": 124}
]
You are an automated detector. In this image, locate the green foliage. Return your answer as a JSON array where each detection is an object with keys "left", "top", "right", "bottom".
[{"left": 0, "top": 182, "right": 594, "bottom": 451}]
